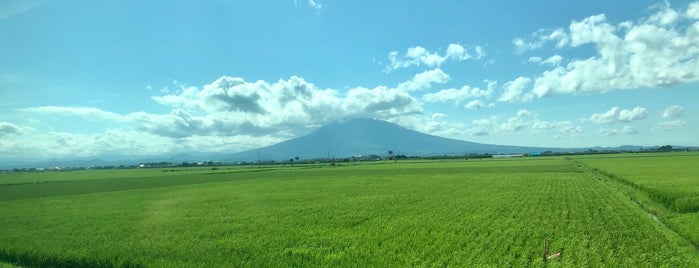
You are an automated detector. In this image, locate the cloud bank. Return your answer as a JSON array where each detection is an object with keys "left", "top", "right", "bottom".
[{"left": 504, "top": 2, "right": 699, "bottom": 101}]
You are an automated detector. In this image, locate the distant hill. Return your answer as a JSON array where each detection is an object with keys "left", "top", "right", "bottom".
[{"left": 228, "top": 118, "right": 566, "bottom": 161}]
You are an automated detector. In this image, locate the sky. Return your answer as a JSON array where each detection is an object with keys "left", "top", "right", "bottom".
[{"left": 1, "top": 0, "right": 698, "bottom": 161}]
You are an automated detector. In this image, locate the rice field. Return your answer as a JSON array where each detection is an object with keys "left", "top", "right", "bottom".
[{"left": 1, "top": 156, "right": 697, "bottom": 267}]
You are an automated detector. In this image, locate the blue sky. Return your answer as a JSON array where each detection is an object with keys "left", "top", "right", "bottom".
[{"left": 1, "top": 0, "right": 698, "bottom": 160}]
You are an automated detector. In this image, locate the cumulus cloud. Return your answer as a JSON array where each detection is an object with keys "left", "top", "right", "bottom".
[
  {"left": 588, "top": 106, "right": 647, "bottom": 124},
  {"left": 513, "top": 28, "right": 570, "bottom": 52},
  {"left": 532, "top": 120, "right": 554, "bottom": 130},
  {"left": 662, "top": 104, "right": 684, "bottom": 118},
  {"left": 652, "top": 120, "right": 686, "bottom": 131},
  {"left": 159, "top": 76, "right": 422, "bottom": 137},
  {"left": 528, "top": 57, "right": 542, "bottom": 64},
  {"left": 589, "top": 107, "right": 620, "bottom": 124},
  {"left": 517, "top": 109, "right": 533, "bottom": 118},
  {"left": 462, "top": 109, "right": 577, "bottom": 137},
  {"left": 465, "top": 99, "right": 486, "bottom": 109},
  {"left": 498, "top": 76, "right": 533, "bottom": 102},
  {"left": 557, "top": 121, "right": 584, "bottom": 134},
  {"left": 342, "top": 86, "right": 423, "bottom": 118},
  {"left": 408, "top": 113, "right": 468, "bottom": 138},
  {"left": 385, "top": 44, "right": 483, "bottom": 71},
  {"left": 622, "top": 125, "right": 639, "bottom": 134},
  {"left": 541, "top": 55, "right": 564, "bottom": 66},
  {"left": 468, "top": 117, "right": 497, "bottom": 136},
  {"left": 499, "top": 109, "right": 534, "bottom": 132},
  {"left": 0, "top": 121, "right": 23, "bottom": 137},
  {"left": 500, "top": 117, "right": 527, "bottom": 132},
  {"left": 24, "top": 75, "right": 424, "bottom": 145},
  {"left": 688, "top": 2, "right": 699, "bottom": 19},
  {"left": 510, "top": 3, "right": 699, "bottom": 100},
  {"left": 618, "top": 106, "right": 648, "bottom": 121},
  {"left": 396, "top": 68, "right": 450, "bottom": 91},
  {"left": 423, "top": 81, "right": 494, "bottom": 104}
]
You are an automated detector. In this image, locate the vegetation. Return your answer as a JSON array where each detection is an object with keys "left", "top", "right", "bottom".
[
  {"left": 574, "top": 152, "right": 699, "bottom": 246},
  {"left": 0, "top": 156, "right": 697, "bottom": 267}
]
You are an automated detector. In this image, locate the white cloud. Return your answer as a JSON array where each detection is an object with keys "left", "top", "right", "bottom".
[
  {"left": 532, "top": 120, "right": 554, "bottom": 130},
  {"left": 647, "top": 2, "right": 680, "bottom": 25},
  {"left": 600, "top": 128, "right": 619, "bottom": 136},
  {"left": 409, "top": 113, "right": 468, "bottom": 138},
  {"left": 588, "top": 106, "right": 647, "bottom": 124},
  {"left": 431, "top": 113, "right": 447, "bottom": 120},
  {"left": 618, "top": 106, "right": 647, "bottom": 121},
  {"left": 521, "top": 4, "right": 699, "bottom": 98},
  {"left": 557, "top": 121, "right": 584, "bottom": 134},
  {"left": 20, "top": 106, "right": 128, "bottom": 122},
  {"left": 465, "top": 99, "right": 485, "bottom": 109},
  {"left": 589, "top": 107, "right": 620, "bottom": 124},
  {"left": 517, "top": 109, "right": 533, "bottom": 118},
  {"left": 600, "top": 125, "right": 640, "bottom": 136},
  {"left": 0, "top": 121, "right": 24, "bottom": 137},
  {"left": 500, "top": 109, "right": 535, "bottom": 132},
  {"left": 12, "top": 73, "right": 429, "bottom": 159},
  {"left": 308, "top": 0, "right": 322, "bottom": 13},
  {"left": 622, "top": 125, "right": 639, "bottom": 134},
  {"left": 662, "top": 104, "right": 684, "bottom": 118},
  {"left": 445, "top": 43, "right": 473, "bottom": 61},
  {"left": 342, "top": 86, "right": 423, "bottom": 118},
  {"left": 468, "top": 117, "right": 498, "bottom": 136},
  {"left": 527, "top": 55, "right": 563, "bottom": 66},
  {"left": 541, "top": 55, "right": 564, "bottom": 66},
  {"left": 23, "top": 75, "right": 424, "bottom": 147},
  {"left": 0, "top": 128, "right": 284, "bottom": 160},
  {"left": 688, "top": 2, "right": 699, "bottom": 19},
  {"left": 652, "top": 120, "right": 686, "bottom": 131},
  {"left": 396, "top": 68, "right": 450, "bottom": 91},
  {"left": 498, "top": 76, "right": 533, "bottom": 102},
  {"left": 385, "top": 43, "right": 482, "bottom": 71},
  {"left": 423, "top": 81, "right": 494, "bottom": 104},
  {"left": 461, "top": 110, "right": 574, "bottom": 137},
  {"left": 500, "top": 117, "right": 526, "bottom": 132},
  {"left": 513, "top": 28, "right": 570, "bottom": 52},
  {"left": 528, "top": 56, "right": 542, "bottom": 64}
]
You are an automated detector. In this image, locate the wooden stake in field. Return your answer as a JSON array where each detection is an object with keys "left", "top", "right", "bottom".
[{"left": 543, "top": 236, "right": 562, "bottom": 267}]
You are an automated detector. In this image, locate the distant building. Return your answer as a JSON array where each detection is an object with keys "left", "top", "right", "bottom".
[{"left": 493, "top": 154, "right": 524, "bottom": 158}]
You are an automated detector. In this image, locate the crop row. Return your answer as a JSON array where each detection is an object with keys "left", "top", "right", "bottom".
[{"left": 0, "top": 159, "right": 696, "bottom": 266}]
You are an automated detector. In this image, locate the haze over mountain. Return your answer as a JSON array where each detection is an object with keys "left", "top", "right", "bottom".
[
  {"left": 230, "top": 118, "right": 567, "bottom": 161},
  {"left": 5, "top": 118, "right": 690, "bottom": 169}
]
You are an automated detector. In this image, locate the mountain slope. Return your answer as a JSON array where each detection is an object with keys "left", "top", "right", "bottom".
[{"left": 229, "top": 118, "right": 559, "bottom": 161}]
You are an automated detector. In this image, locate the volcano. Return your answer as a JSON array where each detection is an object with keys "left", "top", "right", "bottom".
[{"left": 229, "top": 118, "right": 559, "bottom": 161}]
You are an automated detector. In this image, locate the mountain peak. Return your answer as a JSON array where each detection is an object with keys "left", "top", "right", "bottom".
[{"left": 229, "top": 118, "right": 550, "bottom": 161}]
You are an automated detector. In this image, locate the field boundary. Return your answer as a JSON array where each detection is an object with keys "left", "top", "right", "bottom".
[{"left": 572, "top": 159, "right": 698, "bottom": 251}]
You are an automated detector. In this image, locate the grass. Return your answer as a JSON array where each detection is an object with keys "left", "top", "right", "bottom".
[
  {"left": 0, "top": 157, "right": 697, "bottom": 267},
  {"left": 574, "top": 152, "right": 699, "bottom": 247}
]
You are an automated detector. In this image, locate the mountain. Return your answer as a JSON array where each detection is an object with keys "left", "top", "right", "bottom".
[
  {"left": 229, "top": 118, "right": 565, "bottom": 161},
  {"left": 4, "top": 119, "right": 693, "bottom": 169}
]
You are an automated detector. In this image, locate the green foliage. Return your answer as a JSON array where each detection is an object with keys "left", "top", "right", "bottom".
[{"left": 0, "top": 158, "right": 697, "bottom": 266}]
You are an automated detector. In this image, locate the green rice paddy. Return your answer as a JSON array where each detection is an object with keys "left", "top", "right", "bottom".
[{"left": 1, "top": 154, "right": 697, "bottom": 267}]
